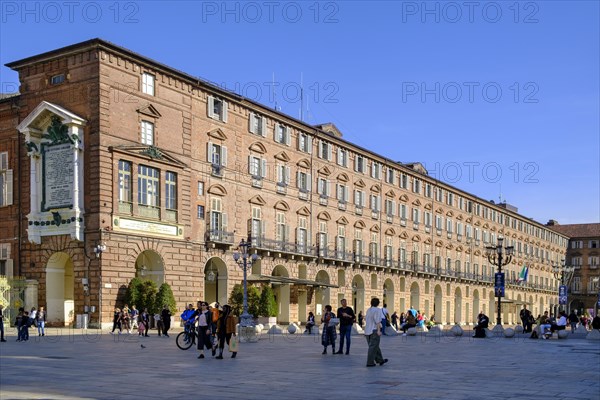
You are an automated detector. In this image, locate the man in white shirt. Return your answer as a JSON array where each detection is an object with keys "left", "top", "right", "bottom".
[
  {"left": 551, "top": 311, "right": 567, "bottom": 333},
  {"left": 364, "top": 297, "right": 388, "bottom": 367}
]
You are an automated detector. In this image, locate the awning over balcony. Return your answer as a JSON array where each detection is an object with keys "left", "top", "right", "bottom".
[{"left": 247, "top": 274, "right": 339, "bottom": 288}]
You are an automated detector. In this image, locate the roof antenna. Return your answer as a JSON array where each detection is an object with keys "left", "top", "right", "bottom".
[
  {"left": 499, "top": 183, "right": 503, "bottom": 204},
  {"left": 300, "top": 72, "right": 304, "bottom": 121},
  {"left": 272, "top": 72, "right": 279, "bottom": 111}
]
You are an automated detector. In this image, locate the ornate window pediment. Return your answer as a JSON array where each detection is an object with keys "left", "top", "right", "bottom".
[
  {"left": 446, "top": 210, "right": 454, "bottom": 217},
  {"left": 337, "top": 173, "right": 349, "bottom": 182},
  {"left": 354, "top": 220, "right": 366, "bottom": 229},
  {"left": 318, "top": 166, "right": 332, "bottom": 176},
  {"left": 435, "top": 240, "right": 444, "bottom": 247},
  {"left": 355, "top": 179, "right": 366, "bottom": 188},
  {"left": 274, "top": 200, "right": 290, "bottom": 211},
  {"left": 208, "top": 184, "right": 227, "bottom": 196},
  {"left": 317, "top": 211, "right": 331, "bottom": 221},
  {"left": 297, "top": 206, "right": 311, "bottom": 216},
  {"left": 110, "top": 145, "right": 187, "bottom": 168},
  {"left": 297, "top": 159, "right": 311, "bottom": 169},
  {"left": 412, "top": 199, "right": 422, "bottom": 206},
  {"left": 137, "top": 104, "right": 162, "bottom": 118},
  {"left": 207, "top": 128, "right": 227, "bottom": 141},
  {"left": 274, "top": 151, "right": 290, "bottom": 162},
  {"left": 249, "top": 195, "right": 266, "bottom": 206},
  {"left": 399, "top": 231, "right": 409, "bottom": 239},
  {"left": 424, "top": 203, "right": 432, "bottom": 210},
  {"left": 385, "top": 227, "right": 396, "bottom": 236},
  {"left": 370, "top": 225, "right": 380, "bottom": 233},
  {"left": 399, "top": 194, "right": 409, "bottom": 202},
  {"left": 412, "top": 234, "right": 420, "bottom": 242},
  {"left": 370, "top": 184, "right": 381, "bottom": 194},
  {"left": 249, "top": 142, "right": 267, "bottom": 154},
  {"left": 385, "top": 189, "right": 395, "bottom": 198},
  {"left": 336, "top": 216, "right": 349, "bottom": 225},
  {"left": 424, "top": 238, "right": 432, "bottom": 245}
]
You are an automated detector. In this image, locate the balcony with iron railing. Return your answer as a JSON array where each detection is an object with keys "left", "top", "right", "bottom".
[{"left": 206, "top": 229, "right": 234, "bottom": 248}]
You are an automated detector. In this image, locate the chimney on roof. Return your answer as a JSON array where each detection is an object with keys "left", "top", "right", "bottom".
[{"left": 546, "top": 220, "right": 559, "bottom": 226}]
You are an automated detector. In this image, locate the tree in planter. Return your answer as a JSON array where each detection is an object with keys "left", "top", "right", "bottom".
[
  {"left": 228, "top": 284, "right": 260, "bottom": 318},
  {"left": 258, "top": 285, "right": 278, "bottom": 318},
  {"left": 154, "top": 283, "right": 177, "bottom": 314},
  {"left": 137, "top": 280, "right": 158, "bottom": 314},
  {"left": 125, "top": 277, "right": 143, "bottom": 308}
]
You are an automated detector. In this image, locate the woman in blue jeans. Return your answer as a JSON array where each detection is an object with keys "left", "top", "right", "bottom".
[{"left": 36, "top": 306, "right": 46, "bottom": 336}]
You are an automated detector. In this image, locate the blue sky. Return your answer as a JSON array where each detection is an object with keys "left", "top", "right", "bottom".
[{"left": 1, "top": 1, "right": 598, "bottom": 224}]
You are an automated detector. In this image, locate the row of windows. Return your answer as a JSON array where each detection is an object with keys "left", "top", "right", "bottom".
[
  {"left": 571, "top": 240, "right": 599, "bottom": 249},
  {"left": 135, "top": 71, "right": 566, "bottom": 248},
  {"left": 118, "top": 160, "right": 177, "bottom": 216}
]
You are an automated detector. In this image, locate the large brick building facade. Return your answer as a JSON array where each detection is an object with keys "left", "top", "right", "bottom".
[{"left": 0, "top": 39, "right": 572, "bottom": 328}]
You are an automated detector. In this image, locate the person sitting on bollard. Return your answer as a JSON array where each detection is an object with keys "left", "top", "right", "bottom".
[
  {"left": 472, "top": 312, "right": 489, "bottom": 338},
  {"left": 305, "top": 311, "right": 315, "bottom": 334},
  {"left": 550, "top": 311, "right": 567, "bottom": 333},
  {"left": 401, "top": 310, "right": 417, "bottom": 335},
  {"left": 538, "top": 311, "right": 552, "bottom": 339}
]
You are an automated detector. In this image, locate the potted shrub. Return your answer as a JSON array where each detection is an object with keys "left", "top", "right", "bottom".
[{"left": 258, "top": 285, "right": 278, "bottom": 327}]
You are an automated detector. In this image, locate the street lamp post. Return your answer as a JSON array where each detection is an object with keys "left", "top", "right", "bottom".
[
  {"left": 485, "top": 237, "right": 514, "bottom": 327},
  {"left": 233, "top": 238, "right": 259, "bottom": 328},
  {"left": 552, "top": 259, "right": 574, "bottom": 313}
]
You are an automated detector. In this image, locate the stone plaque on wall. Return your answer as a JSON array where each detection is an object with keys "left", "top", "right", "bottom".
[{"left": 42, "top": 143, "right": 74, "bottom": 211}]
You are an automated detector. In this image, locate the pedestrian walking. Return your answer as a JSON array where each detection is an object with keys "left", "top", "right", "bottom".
[
  {"left": 215, "top": 304, "right": 238, "bottom": 359},
  {"left": 161, "top": 305, "right": 171, "bottom": 337},
  {"left": 130, "top": 305, "right": 139, "bottom": 330},
  {"left": 154, "top": 313, "right": 163, "bottom": 336},
  {"left": 568, "top": 311, "right": 579, "bottom": 333},
  {"left": 364, "top": 297, "right": 387, "bottom": 367},
  {"left": 381, "top": 303, "right": 390, "bottom": 335},
  {"left": 520, "top": 305, "right": 532, "bottom": 333},
  {"left": 191, "top": 302, "right": 215, "bottom": 359},
  {"left": 140, "top": 308, "right": 150, "bottom": 337},
  {"left": 110, "top": 307, "right": 122, "bottom": 334}
]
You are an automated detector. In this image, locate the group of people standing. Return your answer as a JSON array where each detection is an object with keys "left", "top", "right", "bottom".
[
  {"left": 317, "top": 298, "right": 388, "bottom": 367},
  {"left": 4, "top": 306, "right": 47, "bottom": 342},
  {"left": 111, "top": 304, "right": 171, "bottom": 337},
  {"left": 181, "top": 301, "right": 238, "bottom": 360}
]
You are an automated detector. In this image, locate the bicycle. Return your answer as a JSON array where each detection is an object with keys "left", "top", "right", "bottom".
[{"left": 176, "top": 321, "right": 197, "bottom": 350}]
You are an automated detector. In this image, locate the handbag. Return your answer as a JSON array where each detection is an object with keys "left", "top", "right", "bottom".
[{"left": 228, "top": 336, "right": 239, "bottom": 352}]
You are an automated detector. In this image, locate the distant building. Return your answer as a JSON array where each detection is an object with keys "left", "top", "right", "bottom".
[
  {"left": 547, "top": 221, "right": 600, "bottom": 316},
  {"left": 0, "top": 39, "right": 570, "bottom": 328}
]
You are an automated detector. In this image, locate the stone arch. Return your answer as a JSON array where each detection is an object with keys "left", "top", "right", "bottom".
[
  {"left": 204, "top": 257, "right": 228, "bottom": 306},
  {"left": 454, "top": 287, "right": 463, "bottom": 324},
  {"left": 45, "top": 252, "right": 75, "bottom": 326},
  {"left": 434, "top": 284, "right": 443, "bottom": 323},
  {"left": 272, "top": 265, "right": 291, "bottom": 324},
  {"left": 314, "top": 270, "right": 331, "bottom": 321},
  {"left": 135, "top": 250, "right": 165, "bottom": 285},
  {"left": 410, "top": 282, "right": 420, "bottom": 310},
  {"left": 383, "top": 278, "right": 394, "bottom": 311},
  {"left": 351, "top": 274, "right": 366, "bottom": 316}
]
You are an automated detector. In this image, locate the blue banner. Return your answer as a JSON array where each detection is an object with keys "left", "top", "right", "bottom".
[
  {"left": 494, "top": 272, "right": 505, "bottom": 298},
  {"left": 559, "top": 285, "right": 567, "bottom": 305}
]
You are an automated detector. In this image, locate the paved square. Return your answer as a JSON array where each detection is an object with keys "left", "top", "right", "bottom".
[{"left": 1, "top": 327, "right": 599, "bottom": 399}]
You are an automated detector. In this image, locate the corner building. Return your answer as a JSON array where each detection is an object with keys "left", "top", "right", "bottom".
[{"left": 0, "top": 39, "right": 570, "bottom": 328}]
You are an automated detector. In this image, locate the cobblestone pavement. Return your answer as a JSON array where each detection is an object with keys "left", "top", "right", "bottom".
[{"left": 1, "top": 326, "right": 599, "bottom": 400}]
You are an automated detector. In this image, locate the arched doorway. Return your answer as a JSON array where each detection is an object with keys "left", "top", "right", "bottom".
[
  {"left": 434, "top": 285, "right": 443, "bottom": 324},
  {"left": 314, "top": 270, "right": 331, "bottom": 321},
  {"left": 410, "top": 282, "right": 420, "bottom": 310},
  {"left": 135, "top": 250, "right": 165, "bottom": 285},
  {"left": 272, "top": 265, "right": 290, "bottom": 324},
  {"left": 472, "top": 289, "right": 480, "bottom": 323},
  {"left": 383, "top": 279, "right": 394, "bottom": 313},
  {"left": 454, "top": 288, "right": 462, "bottom": 324},
  {"left": 351, "top": 275, "right": 365, "bottom": 316},
  {"left": 46, "top": 252, "right": 75, "bottom": 326},
  {"left": 204, "top": 257, "right": 228, "bottom": 306}
]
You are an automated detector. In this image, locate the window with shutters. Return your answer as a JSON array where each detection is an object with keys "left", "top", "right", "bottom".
[
  {"left": 385, "top": 199, "right": 396, "bottom": 217},
  {"left": 424, "top": 211, "right": 432, "bottom": 230},
  {"left": 198, "top": 181, "right": 204, "bottom": 196},
  {"left": 369, "top": 233, "right": 378, "bottom": 262},
  {"left": 207, "top": 142, "right": 227, "bottom": 175},
  {"left": 370, "top": 194, "right": 381, "bottom": 213},
  {"left": 447, "top": 219, "right": 453, "bottom": 234},
  {"left": 137, "top": 165, "right": 160, "bottom": 219},
  {"left": 207, "top": 95, "right": 228, "bottom": 122},
  {"left": 249, "top": 113, "right": 267, "bottom": 136},
  {"left": 274, "top": 123, "right": 291, "bottom": 145},
  {"left": 399, "top": 173, "right": 408, "bottom": 189},
  {"left": 435, "top": 215, "right": 443, "bottom": 231},
  {"left": 298, "top": 132, "right": 312, "bottom": 153},
  {"left": 590, "top": 256, "right": 599, "bottom": 267},
  {"left": 276, "top": 212, "right": 288, "bottom": 243},
  {"left": 248, "top": 206, "right": 264, "bottom": 243},
  {"left": 0, "top": 151, "right": 13, "bottom": 207},
  {"left": 336, "top": 184, "right": 349, "bottom": 203},
  {"left": 435, "top": 187, "right": 443, "bottom": 202},
  {"left": 318, "top": 141, "right": 332, "bottom": 160},
  {"left": 297, "top": 217, "right": 308, "bottom": 253},
  {"left": 355, "top": 155, "right": 366, "bottom": 174},
  {"left": 297, "top": 170, "right": 311, "bottom": 192},
  {"left": 141, "top": 120, "right": 154, "bottom": 145},
  {"left": 336, "top": 225, "right": 346, "bottom": 257},
  {"left": 399, "top": 204, "right": 407, "bottom": 226},
  {"left": 354, "top": 189, "right": 365, "bottom": 208},
  {"left": 209, "top": 197, "right": 227, "bottom": 240},
  {"left": 370, "top": 162, "right": 381, "bottom": 179},
  {"left": 385, "top": 168, "right": 394, "bottom": 184},
  {"left": 412, "top": 208, "right": 420, "bottom": 224},
  {"left": 248, "top": 155, "right": 267, "bottom": 179},
  {"left": 317, "top": 177, "right": 330, "bottom": 198},
  {"left": 337, "top": 148, "right": 348, "bottom": 167},
  {"left": 412, "top": 178, "right": 421, "bottom": 194},
  {"left": 425, "top": 183, "right": 432, "bottom": 198},
  {"left": 276, "top": 164, "right": 291, "bottom": 187},
  {"left": 0, "top": 243, "right": 12, "bottom": 277},
  {"left": 446, "top": 192, "right": 454, "bottom": 206},
  {"left": 142, "top": 73, "right": 155, "bottom": 95},
  {"left": 354, "top": 229, "right": 363, "bottom": 259},
  {"left": 384, "top": 236, "right": 393, "bottom": 266},
  {"left": 197, "top": 205, "right": 205, "bottom": 219},
  {"left": 317, "top": 221, "right": 328, "bottom": 256},
  {"left": 164, "top": 172, "right": 177, "bottom": 221}
]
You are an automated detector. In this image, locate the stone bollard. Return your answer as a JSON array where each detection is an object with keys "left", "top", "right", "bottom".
[
  {"left": 267, "top": 325, "right": 283, "bottom": 334},
  {"left": 426, "top": 325, "right": 443, "bottom": 337},
  {"left": 407, "top": 327, "right": 417, "bottom": 336},
  {"left": 450, "top": 324, "right": 463, "bottom": 337},
  {"left": 504, "top": 328, "right": 515, "bottom": 338},
  {"left": 557, "top": 330, "right": 569, "bottom": 339},
  {"left": 575, "top": 325, "right": 589, "bottom": 334},
  {"left": 287, "top": 323, "right": 300, "bottom": 334},
  {"left": 351, "top": 323, "right": 364, "bottom": 335},
  {"left": 514, "top": 325, "right": 524, "bottom": 334},
  {"left": 586, "top": 330, "right": 600, "bottom": 340}
]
